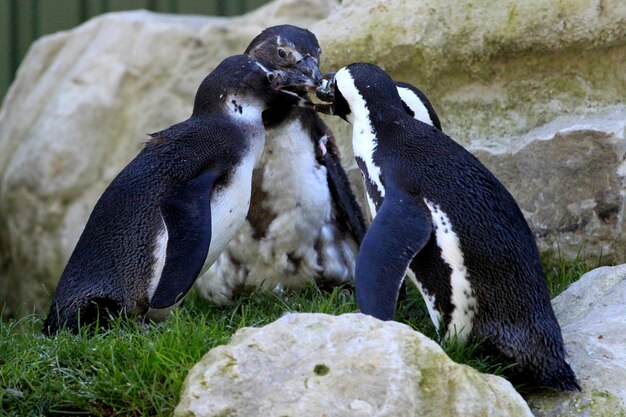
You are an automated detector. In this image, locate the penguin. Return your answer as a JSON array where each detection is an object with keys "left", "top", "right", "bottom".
[
  {"left": 318, "top": 72, "right": 442, "bottom": 302},
  {"left": 317, "top": 73, "right": 442, "bottom": 222},
  {"left": 310, "top": 62, "right": 579, "bottom": 391},
  {"left": 194, "top": 25, "right": 367, "bottom": 304},
  {"left": 42, "top": 54, "right": 309, "bottom": 335}
]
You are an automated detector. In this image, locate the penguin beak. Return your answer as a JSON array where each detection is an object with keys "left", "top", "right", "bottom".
[
  {"left": 275, "top": 68, "right": 318, "bottom": 93},
  {"left": 314, "top": 103, "right": 337, "bottom": 117},
  {"left": 271, "top": 70, "right": 315, "bottom": 108},
  {"left": 295, "top": 56, "right": 322, "bottom": 84},
  {"left": 273, "top": 69, "right": 317, "bottom": 110},
  {"left": 312, "top": 72, "right": 344, "bottom": 119},
  {"left": 315, "top": 72, "right": 336, "bottom": 102},
  {"left": 274, "top": 56, "right": 321, "bottom": 95}
]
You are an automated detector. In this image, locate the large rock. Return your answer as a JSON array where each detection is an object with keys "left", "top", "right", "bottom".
[
  {"left": 174, "top": 313, "right": 533, "bottom": 417},
  {"left": 527, "top": 265, "right": 626, "bottom": 416},
  {"left": 314, "top": 0, "right": 626, "bottom": 259},
  {"left": 1, "top": 0, "right": 626, "bottom": 317}
]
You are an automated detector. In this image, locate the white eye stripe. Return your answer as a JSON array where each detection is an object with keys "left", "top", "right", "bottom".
[{"left": 397, "top": 87, "right": 433, "bottom": 126}]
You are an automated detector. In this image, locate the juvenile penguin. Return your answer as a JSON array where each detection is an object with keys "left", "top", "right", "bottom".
[
  {"left": 194, "top": 25, "right": 366, "bottom": 304},
  {"left": 313, "top": 63, "right": 579, "bottom": 391},
  {"left": 42, "top": 55, "right": 306, "bottom": 335}
]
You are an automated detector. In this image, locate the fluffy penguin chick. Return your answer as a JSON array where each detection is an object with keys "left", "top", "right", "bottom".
[
  {"left": 42, "top": 55, "right": 304, "bottom": 335},
  {"left": 316, "top": 62, "right": 579, "bottom": 391},
  {"left": 194, "top": 25, "right": 366, "bottom": 304}
]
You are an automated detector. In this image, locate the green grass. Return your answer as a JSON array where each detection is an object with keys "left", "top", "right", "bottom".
[
  {"left": 542, "top": 247, "right": 606, "bottom": 297},
  {"left": 0, "top": 253, "right": 602, "bottom": 416}
]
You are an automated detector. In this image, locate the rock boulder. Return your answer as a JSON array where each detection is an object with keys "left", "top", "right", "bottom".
[
  {"left": 174, "top": 313, "right": 533, "bottom": 417},
  {"left": 527, "top": 265, "right": 626, "bottom": 416}
]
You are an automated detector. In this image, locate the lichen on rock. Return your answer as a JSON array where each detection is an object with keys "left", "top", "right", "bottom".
[{"left": 174, "top": 313, "right": 533, "bottom": 417}]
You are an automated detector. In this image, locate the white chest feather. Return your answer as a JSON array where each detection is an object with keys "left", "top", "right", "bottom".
[
  {"left": 335, "top": 70, "right": 386, "bottom": 220},
  {"left": 204, "top": 149, "right": 261, "bottom": 273},
  {"left": 146, "top": 217, "right": 175, "bottom": 321},
  {"left": 147, "top": 218, "right": 168, "bottom": 302},
  {"left": 406, "top": 269, "right": 441, "bottom": 331},
  {"left": 424, "top": 199, "right": 477, "bottom": 341},
  {"left": 261, "top": 118, "right": 330, "bottom": 222}
]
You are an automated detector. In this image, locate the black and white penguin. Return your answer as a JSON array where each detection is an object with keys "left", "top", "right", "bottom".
[
  {"left": 42, "top": 55, "right": 307, "bottom": 335},
  {"left": 317, "top": 74, "right": 442, "bottom": 222},
  {"left": 194, "top": 25, "right": 366, "bottom": 304},
  {"left": 311, "top": 62, "right": 579, "bottom": 391}
]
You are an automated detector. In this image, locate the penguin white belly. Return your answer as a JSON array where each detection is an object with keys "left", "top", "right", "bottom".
[
  {"left": 253, "top": 118, "right": 342, "bottom": 287},
  {"left": 146, "top": 220, "right": 179, "bottom": 321},
  {"left": 195, "top": 117, "right": 357, "bottom": 304},
  {"left": 405, "top": 269, "right": 441, "bottom": 331},
  {"left": 203, "top": 152, "right": 258, "bottom": 272},
  {"left": 424, "top": 199, "right": 477, "bottom": 342}
]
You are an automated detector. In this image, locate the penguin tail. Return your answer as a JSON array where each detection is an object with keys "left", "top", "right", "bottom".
[
  {"left": 42, "top": 297, "right": 123, "bottom": 336},
  {"left": 480, "top": 320, "right": 581, "bottom": 392},
  {"left": 534, "top": 360, "right": 581, "bottom": 392},
  {"left": 511, "top": 337, "right": 581, "bottom": 392}
]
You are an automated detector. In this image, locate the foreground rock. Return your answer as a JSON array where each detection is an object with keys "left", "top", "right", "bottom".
[
  {"left": 1, "top": 0, "right": 626, "bottom": 318},
  {"left": 175, "top": 313, "right": 532, "bottom": 417},
  {"left": 527, "top": 265, "right": 626, "bottom": 416}
]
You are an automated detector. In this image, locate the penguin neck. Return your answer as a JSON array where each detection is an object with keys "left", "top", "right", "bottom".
[
  {"left": 193, "top": 93, "right": 265, "bottom": 125},
  {"left": 222, "top": 94, "right": 265, "bottom": 125}
]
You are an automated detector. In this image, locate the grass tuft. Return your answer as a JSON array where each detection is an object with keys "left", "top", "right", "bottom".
[{"left": 0, "top": 254, "right": 601, "bottom": 415}]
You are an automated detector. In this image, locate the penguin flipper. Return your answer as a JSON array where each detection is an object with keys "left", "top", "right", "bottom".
[
  {"left": 150, "top": 169, "right": 217, "bottom": 309},
  {"left": 356, "top": 183, "right": 432, "bottom": 320}
]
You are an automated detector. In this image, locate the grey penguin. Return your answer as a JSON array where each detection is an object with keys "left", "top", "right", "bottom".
[
  {"left": 194, "top": 25, "right": 367, "bottom": 304},
  {"left": 42, "top": 54, "right": 309, "bottom": 335},
  {"left": 310, "top": 62, "right": 579, "bottom": 391}
]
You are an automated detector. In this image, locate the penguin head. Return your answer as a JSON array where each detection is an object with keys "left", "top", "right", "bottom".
[
  {"left": 314, "top": 63, "right": 404, "bottom": 124},
  {"left": 191, "top": 54, "right": 311, "bottom": 118},
  {"left": 245, "top": 25, "right": 322, "bottom": 89}
]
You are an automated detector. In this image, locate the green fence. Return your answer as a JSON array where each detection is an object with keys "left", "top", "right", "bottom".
[{"left": 0, "top": 0, "right": 271, "bottom": 104}]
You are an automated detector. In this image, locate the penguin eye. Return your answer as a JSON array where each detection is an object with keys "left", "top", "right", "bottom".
[{"left": 277, "top": 48, "right": 287, "bottom": 58}]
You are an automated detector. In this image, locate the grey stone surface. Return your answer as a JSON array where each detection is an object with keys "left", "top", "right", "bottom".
[
  {"left": 527, "top": 265, "right": 626, "bottom": 416},
  {"left": 174, "top": 313, "right": 533, "bottom": 417},
  {"left": 314, "top": 0, "right": 626, "bottom": 260}
]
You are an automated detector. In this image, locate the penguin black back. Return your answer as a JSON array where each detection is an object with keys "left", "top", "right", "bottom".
[
  {"left": 43, "top": 55, "right": 301, "bottom": 335},
  {"left": 320, "top": 62, "right": 579, "bottom": 391}
]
